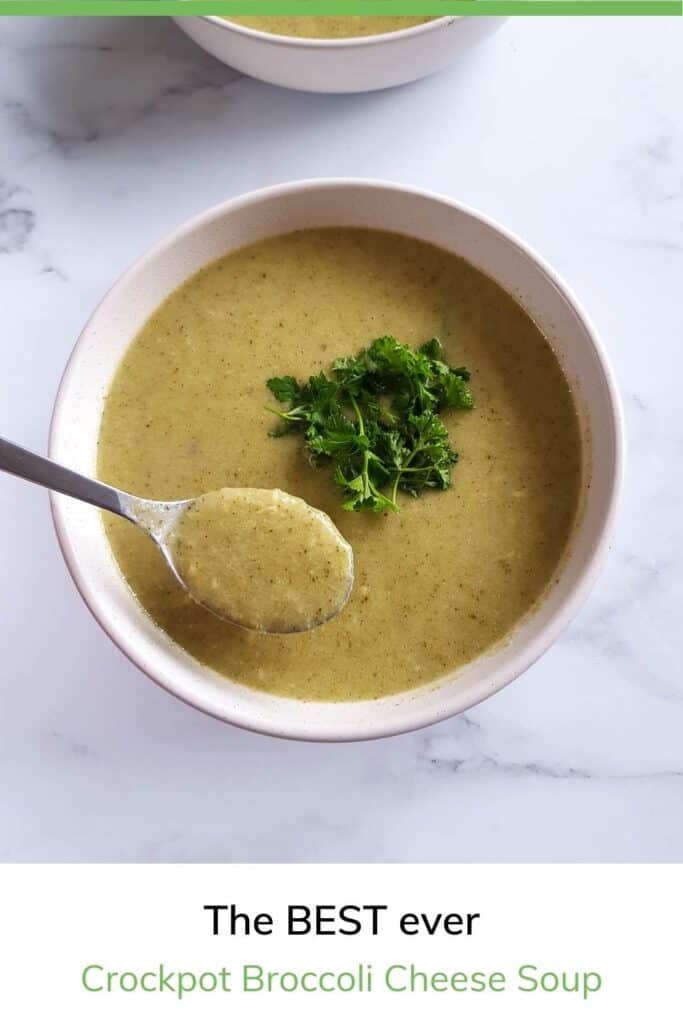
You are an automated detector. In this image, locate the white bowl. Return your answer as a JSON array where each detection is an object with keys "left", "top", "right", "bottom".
[
  {"left": 173, "top": 15, "right": 505, "bottom": 93},
  {"left": 50, "top": 180, "right": 623, "bottom": 742}
]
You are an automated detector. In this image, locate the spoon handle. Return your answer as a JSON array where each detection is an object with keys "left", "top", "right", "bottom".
[{"left": 0, "top": 435, "right": 128, "bottom": 516}]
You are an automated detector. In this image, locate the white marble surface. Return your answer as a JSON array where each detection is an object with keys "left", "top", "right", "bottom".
[{"left": 1, "top": 15, "right": 682, "bottom": 863}]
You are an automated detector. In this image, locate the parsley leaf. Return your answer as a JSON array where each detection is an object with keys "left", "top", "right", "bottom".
[{"left": 266, "top": 336, "right": 473, "bottom": 512}]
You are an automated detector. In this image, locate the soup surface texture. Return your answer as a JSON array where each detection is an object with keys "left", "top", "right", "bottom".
[
  {"left": 224, "top": 16, "right": 433, "bottom": 38},
  {"left": 98, "top": 228, "right": 583, "bottom": 702},
  {"left": 168, "top": 487, "right": 353, "bottom": 634}
]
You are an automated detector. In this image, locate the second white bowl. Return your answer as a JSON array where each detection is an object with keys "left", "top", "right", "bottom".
[{"left": 173, "top": 16, "right": 505, "bottom": 93}]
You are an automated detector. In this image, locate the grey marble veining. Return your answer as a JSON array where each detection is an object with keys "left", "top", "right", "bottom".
[{"left": 1, "top": 15, "right": 682, "bottom": 863}]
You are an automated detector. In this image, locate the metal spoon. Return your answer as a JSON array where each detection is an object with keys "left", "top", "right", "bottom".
[{"left": 0, "top": 436, "right": 354, "bottom": 633}]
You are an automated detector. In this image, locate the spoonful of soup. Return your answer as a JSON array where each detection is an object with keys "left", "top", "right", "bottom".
[{"left": 0, "top": 436, "right": 354, "bottom": 634}]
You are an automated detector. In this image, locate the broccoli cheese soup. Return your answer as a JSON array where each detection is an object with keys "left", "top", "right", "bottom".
[
  {"left": 224, "top": 17, "right": 434, "bottom": 39},
  {"left": 167, "top": 487, "right": 353, "bottom": 633},
  {"left": 97, "top": 228, "right": 583, "bottom": 702}
]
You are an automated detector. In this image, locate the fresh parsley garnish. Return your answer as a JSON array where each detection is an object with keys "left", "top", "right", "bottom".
[{"left": 266, "top": 336, "right": 473, "bottom": 513}]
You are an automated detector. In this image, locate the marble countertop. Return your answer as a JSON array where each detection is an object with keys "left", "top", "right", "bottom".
[{"left": 1, "top": 15, "right": 682, "bottom": 863}]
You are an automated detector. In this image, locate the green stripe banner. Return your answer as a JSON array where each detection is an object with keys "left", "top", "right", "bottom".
[{"left": 0, "top": 1, "right": 680, "bottom": 14}]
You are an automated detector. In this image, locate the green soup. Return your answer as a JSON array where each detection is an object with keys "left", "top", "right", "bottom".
[
  {"left": 225, "top": 16, "right": 434, "bottom": 39},
  {"left": 168, "top": 487, "right": 353, "bottom": 634},
  {"left": 98, "top": 228, "right": 583, "bottom": 702}
]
